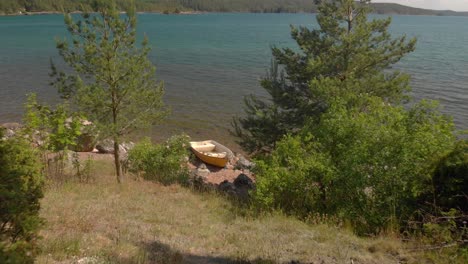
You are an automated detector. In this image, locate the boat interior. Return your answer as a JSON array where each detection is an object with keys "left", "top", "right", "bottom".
[{"left": 190, "top": 141, "right": 227, "bottom": 159}]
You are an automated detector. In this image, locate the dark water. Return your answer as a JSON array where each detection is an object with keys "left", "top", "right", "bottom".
[{"left": 0, "top": 13, "right": 467, "bottom": 147}]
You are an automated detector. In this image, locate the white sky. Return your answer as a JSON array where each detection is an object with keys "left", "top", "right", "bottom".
[{"left": 373, "top": 0, "right": 468, "bottom": 11}]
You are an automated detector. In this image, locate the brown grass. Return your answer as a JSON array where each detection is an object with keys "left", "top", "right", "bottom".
[{"left": 36, "top": 158, "right": 433, "bottom": 264}]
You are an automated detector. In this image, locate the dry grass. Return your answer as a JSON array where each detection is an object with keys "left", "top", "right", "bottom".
[{"left": 37, "top": 158, "right": 425, "bottom": 264}]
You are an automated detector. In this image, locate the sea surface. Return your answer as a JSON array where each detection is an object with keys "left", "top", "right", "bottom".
[{"left": 0, "top": 13, "right": 467, "bottom": 147}]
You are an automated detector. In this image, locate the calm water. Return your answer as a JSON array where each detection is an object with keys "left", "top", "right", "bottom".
[{"left": 0, "top": 13, "right": 467, "bottom": 145}]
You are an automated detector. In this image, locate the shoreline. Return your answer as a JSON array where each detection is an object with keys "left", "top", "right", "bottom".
[
  {"left": 0, "top": 10, "right": 209, "bottom": 16},
  {"left": 2, "top": 10, "right": 468, "bottom": 17}
]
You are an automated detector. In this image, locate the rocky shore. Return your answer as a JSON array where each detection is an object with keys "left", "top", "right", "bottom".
[{"left": 1, "top": 122, "right": 256, "bottom": 200}]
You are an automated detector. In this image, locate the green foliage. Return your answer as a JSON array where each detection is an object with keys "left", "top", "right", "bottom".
[
  {"left": 24, "top": 93, "right": 83, "bottom": 152},
  {"left": 420, "top": 209, "right": 467, "bottom": 245},
  {"left": 128, "top": 135, "right": 190, "bottom": 185},
  {"left": 233, "top": 0, "right": 416, "bottom": 154},
  {"left": 0, "top": 0, "right": 22, "bottom": 14},
  {"left": 0, "top": 131, "right": 44, "bottom": 263},
  {"left": 52, "top": 0, "right": 167, "bottom": 182},
  {"left": 71, "top": 152, "right": 95, "bottom": 183},
  {"left": 254, "top": 134, "right": 334, "bottom": 215},
  {"left": 431, "top": 140, "right": 468, "bottom": 212},
  {"left": 254, "top": 95, "right": 456, "bottom": 234}
]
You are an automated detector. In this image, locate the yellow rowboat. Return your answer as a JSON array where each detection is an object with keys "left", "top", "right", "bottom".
[{"left": 189, "top": 140, "right": 234, "bottom": 168}]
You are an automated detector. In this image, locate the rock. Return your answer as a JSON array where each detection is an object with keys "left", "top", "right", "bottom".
[
  {"left": 31, "top": 130, "right": 48, "bottom": 148},
  {"left": 96, "top": 139, "right": 130, "bottom": 154},
  {"left": 234, "top": 173, "right": 254, "bottom": 189},
  {"left": 188, "top": 170, "right": 216, "bottom": 191},
  {"left": 120, "top": 141, "right": 135, "bottom": 152},
  {"left": 218, "top": 180, "right": 237, "bottom": 196},
  {"left": 195, "top": 166, "right": 210, "bottom": 178},
  {"left": 4, "top": 129, "right": 15, "bottom": 138},
  {"left": 235, "top": 155, "right": 254, "bottom": 170},
  {"left": 73, "top": 134, "right": 96, "bottom": 152},
  {"left": 1, "top": 123, "right": 22, "bottom": 140},
  {"left": 1, "top": 122, "right": 22, "bottom": 130},
  {"left": 71, "top": 119, "right": 97, "bottom": 152},
  {"left": 234, "top": 173, "right": 255, "bottom": 201},
  {"left": 96, "top": 139, "right": 115, "bottom": 153},
  {"left": 198, "top": 163, "right": 209, "bottom": 171}
]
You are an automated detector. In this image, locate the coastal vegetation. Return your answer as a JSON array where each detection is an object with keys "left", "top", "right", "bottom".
[
  {"left": 234, "top": 0, "right": 467, "bottom": 255},
  {"left": 1, "top": 0, "right": 467, "bottom": 263},
  {"left": 1, "top": 0, "right": 468, "bottom": 15}
]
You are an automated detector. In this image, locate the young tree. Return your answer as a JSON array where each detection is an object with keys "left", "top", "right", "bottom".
[
  {"left": 233, "top": 0, "right": 416, "bottom": 154},
  {"left": 52, "top": 0, "right": 167, "bottom": 183}
]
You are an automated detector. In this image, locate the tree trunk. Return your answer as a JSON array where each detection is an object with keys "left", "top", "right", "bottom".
[{"left": 114, "top": 138, "right": 123, "bottom": 183}]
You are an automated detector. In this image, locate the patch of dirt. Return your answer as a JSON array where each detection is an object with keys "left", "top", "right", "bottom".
[
  {"left": 73, "top": 150, "right": 255, "bottom": 186},
  {"left": 188, "top": 159, "right": 255, "bottom": 186}
]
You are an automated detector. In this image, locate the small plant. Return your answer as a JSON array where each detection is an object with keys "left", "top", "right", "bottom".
[
  {"left": 128, "top": 134, "right": 190, "bottom": 185},
  {"left": 72, "top": 152, "right": 95, "bottom": 183},
  {"left": 23, "top": 93, "right": 85, "bottom": 182}
]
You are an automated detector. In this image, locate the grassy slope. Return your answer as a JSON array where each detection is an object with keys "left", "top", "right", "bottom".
[{"left": 37, "top": 158, "right": 419, "bottom": 264}]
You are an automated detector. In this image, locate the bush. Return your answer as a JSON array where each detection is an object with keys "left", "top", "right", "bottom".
[
  {"left": 128, "top": 135, "right": 190, "bottom": 185},
  {"left": 432, "top": 140, "right": 468, "bottom": 212},
  {"left": 0, "top": 132, "right": 44, "bottom": 263},
  {"left": 24, "top": 93, "right": 83, "bottom": 152},
  {"left": 407, "top": 140, "right": 468, "bottom": 253},
  {"left": 253, "top": 96, "right": 456, "bottom": 234}
]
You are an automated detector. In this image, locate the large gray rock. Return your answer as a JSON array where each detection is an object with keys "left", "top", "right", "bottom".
[
  {"left": 96, "top": 139, "right": 115, "bottom": 153},
  {"left": 96, "top": 139, "right": 134, "bottom": 154},
  {"left": 120, "top": 142, "right": 135, "bottom": 152},
  {"left": 235, "top": 155, "right": 254, "bottom": 170}
]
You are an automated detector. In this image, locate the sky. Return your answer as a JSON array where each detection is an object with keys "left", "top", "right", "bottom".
[{"left": 373, "top": 0, "right": 468, "bottom": 11}]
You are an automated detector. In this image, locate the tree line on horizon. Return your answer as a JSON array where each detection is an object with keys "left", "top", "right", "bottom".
[{"left": 1, "top": 0, "right": 467, "bottom": 15}]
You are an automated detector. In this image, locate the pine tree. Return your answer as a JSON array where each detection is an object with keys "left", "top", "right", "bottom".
[
  {"left": 232, "top": 0, "right": 416, "bottom": 154},
  {"left": 52, "top": 0, "right": 167, "bottom": 183}
]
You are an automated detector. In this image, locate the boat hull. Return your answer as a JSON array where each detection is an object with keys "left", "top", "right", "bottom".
[{"left": 190, "top": 140, "right": 233, "bottom": 168}]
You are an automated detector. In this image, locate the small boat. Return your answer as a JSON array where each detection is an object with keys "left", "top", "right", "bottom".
[{"left": 190, "top": 140, "right": 234, "bottom": 168}]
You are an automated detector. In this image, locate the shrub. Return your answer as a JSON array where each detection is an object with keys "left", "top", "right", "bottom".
[
  {"left": 432, "top": 140, "right": 468, "bottom": 212},
  {"left": 0, "top": 131, "right": 44, "bottom": 263},
  {"left": 128, "top": 135, "right": 190, "bottom": 185},
  {"left": 24, "top": 93, "right": 83, "bottom": 152},
  {"left": 408, "top": 140, "right": 468, "bottom": 253},
  {"left": 253, "top": 96, "right": 456, "bottom": 234}
]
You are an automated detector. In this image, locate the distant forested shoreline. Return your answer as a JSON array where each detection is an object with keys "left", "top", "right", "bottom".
[{"left": 1, "top": 0, "right": 467, "bottom": 16}]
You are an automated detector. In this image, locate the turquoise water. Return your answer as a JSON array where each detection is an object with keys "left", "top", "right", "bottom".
[{"left": 0, "top": 13, "right": 467, "bottom": 144}]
